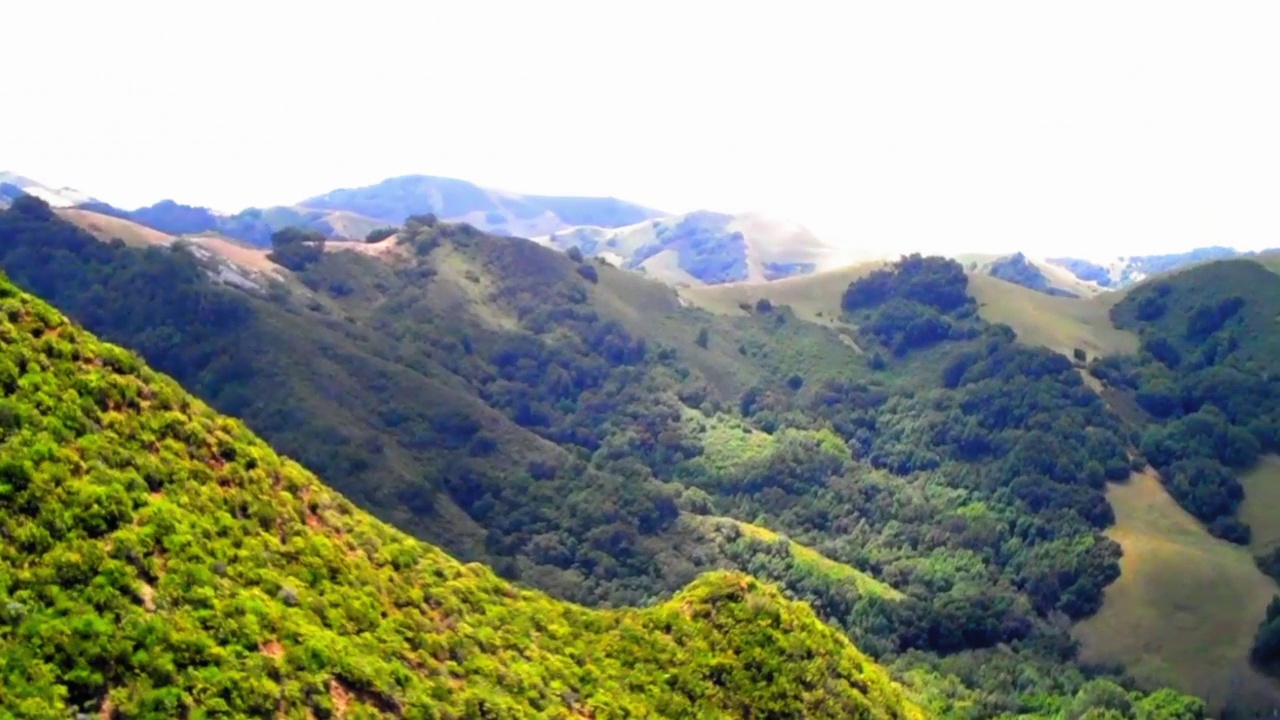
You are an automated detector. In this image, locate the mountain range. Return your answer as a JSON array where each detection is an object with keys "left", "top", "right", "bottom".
[
  {"left": 4, "top": 169, "right": 1276, "bottom": 293},
  {"left": 7, "top": 183, "right": 1279, "bottom": 715}
]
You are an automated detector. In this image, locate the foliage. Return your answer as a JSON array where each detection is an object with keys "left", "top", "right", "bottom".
[
  {"left": 0, "top": 274, "right": 924, "bottom": 718},
  {"left": 1098, "top": 260, "right": 1280, "bottom": 543},
  {"left": 0, "top": 201, "right": 1206, "bottom": 715}
]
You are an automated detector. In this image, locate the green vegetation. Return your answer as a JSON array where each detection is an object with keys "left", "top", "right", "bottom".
[
  {"left": 0, "top": 199, "right": 1208, "bottom": 716},
  {"left": 1090, "top": 260, "right": 1280, "bottom": 543},
  {"left": 0, "top": 272, "right": 924, "bottom": 718}
]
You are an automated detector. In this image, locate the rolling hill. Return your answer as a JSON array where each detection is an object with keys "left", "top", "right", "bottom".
[
  {"left": 538, "top": 210, "right": 859, "bottom": 285},
  {"left": 299, "top": 173, "right": 666, "bottom": 238},
  {"left": 0, "top": 196, "right": 1218, "bottom": 716},
  {"left": 0, "top": 269, "right": 927, "bottom": 719}
]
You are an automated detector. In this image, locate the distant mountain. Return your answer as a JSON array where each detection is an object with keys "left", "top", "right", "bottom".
[
  {"left": 539, "top": 210, "right": 847, "bottom": 286},
  {"left": 0, "top": 171, "right": 97, "bottom": 208},
  {"left": 1048, "top": 246, "right": 1280, "bottom": 288},
  {"left": 299, "top": 174, "right": 666, "bottom": 237},
  {"left": 974, "top": 252, "right": 1090, "bottom": 298},
  {"left": 76, "top": 199, "right": 388, "bottom": 247}
]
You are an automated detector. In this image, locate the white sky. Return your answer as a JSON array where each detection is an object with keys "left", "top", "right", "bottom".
[{"left": 3, "top": 0, "right": 1278, "bottom": 260}]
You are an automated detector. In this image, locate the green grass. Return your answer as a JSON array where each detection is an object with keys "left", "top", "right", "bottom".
[
  {"left": 722, "top": 518, "right": 904, "bottom": 601},
  {"left": 1240, "top": 455, "right": 1280, "bottom": 555},
  {"left": 968, "top": 274, "right": 1138, "bottom": 358},
  {"left": 1073, "top": 470, "right": 1280, "bottom": 714}
]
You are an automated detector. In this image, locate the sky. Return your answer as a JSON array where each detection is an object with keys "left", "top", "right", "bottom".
[{"left": 3, "top": 0, "right": 1279, "bottom": 260}]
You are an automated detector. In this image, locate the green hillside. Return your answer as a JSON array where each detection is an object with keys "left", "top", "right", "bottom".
[
  {"left": 0, "top": 197, "right": 1208, "bottom": 717},
  {"left": 0, "top": 271, "right": 927, "bottom": 719}
]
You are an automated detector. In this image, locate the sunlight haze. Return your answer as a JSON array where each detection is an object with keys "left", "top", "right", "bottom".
[{"left": 3, "top": 0, "right": 1278, "bottom": 260}]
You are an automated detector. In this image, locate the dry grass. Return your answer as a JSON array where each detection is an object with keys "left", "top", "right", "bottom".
[
  {"left": 968, "top": 274, "right": 1138, "bottom": 357},
  {"left": 56, "top": 209, "right": 174, "bottom": 247},
  {"left": 188, "top": 235, "right": 279, "bottom": 274},
  {"left": 679, "top": 261, "right": 885, "bottom": 326},
  {"left": 1073, "top": 469, "right": 1280, "bottom": 714},
  {"left": 1240, "top": 455, "right": 1280, "bottom": 555}
]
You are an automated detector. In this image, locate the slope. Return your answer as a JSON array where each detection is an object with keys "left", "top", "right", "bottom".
[
  {"left": 1073, "top": 470, "right": 1280, "bottom": 715},
  {"left": 0, "top": 272, "right": 924, "bottom": 719}
]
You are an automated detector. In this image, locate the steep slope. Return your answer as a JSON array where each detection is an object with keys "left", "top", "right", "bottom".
[
  {"left": 300, "top": 174, "right": 665, "bottom": 237},
  {"left": 0, "top": 272, "right": 924, "bottom": 719},
  {"left": 541, "top": 210, "right": 850, "bottom": 285}
]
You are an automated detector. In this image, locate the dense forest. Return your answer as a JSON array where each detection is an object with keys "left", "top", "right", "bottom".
[{"left": 0, "top": 197, "right": 1212, "bottom": 716}]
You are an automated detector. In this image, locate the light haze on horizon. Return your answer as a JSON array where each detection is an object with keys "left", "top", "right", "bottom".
[{"left": 3, "top": 0, "right": 1278, "bottom": 262}]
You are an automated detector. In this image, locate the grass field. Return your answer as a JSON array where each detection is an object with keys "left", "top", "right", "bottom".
[
  {"left": 968, "top": 274, "right": 1137, "bottom": 357},
  {"left": 1073, "top": 470, "right": 1280, "bottom": 714},
  {"left": 680, "top": 261, "right": 884, "bottom": 326},
  {"left": 1240, "top": 455, "right": 1280, "bottom": 556}
]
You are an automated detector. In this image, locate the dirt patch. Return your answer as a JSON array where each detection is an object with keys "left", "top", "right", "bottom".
[
  {"left": 329, "top": 678, "right": 352, "bottom": 718},
  {"left": 261, "top": 639, "right": 285, "bottom": 660}
]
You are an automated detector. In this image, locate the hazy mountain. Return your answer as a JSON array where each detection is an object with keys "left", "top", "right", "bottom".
[
  {"left": 1048, "top": 246, "right": 1280, "bottom": 288},
  {"left": 0, "top": 170, "right": 98, "bottom": 207},
  {"left": 299, "top": 174, "right": 666, "bottom": 237},
  {"left": 538, "top": 209, "right": 852, "bottom": 286}
]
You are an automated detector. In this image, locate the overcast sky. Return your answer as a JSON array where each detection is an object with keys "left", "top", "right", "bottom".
[{"left": 3, "top": 0, "right": 1278, "bottom": 260}]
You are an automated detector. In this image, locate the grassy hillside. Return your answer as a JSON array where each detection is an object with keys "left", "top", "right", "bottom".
[
  {"left": 682, "top": 262, "right": 1138, "bottom": 359},
  {"left": 56, "top": 208, "right": 175, "bottom": 247},
  {"left": 0, "top": 198, "right": 1208, "bottom": 716},
  {"left": 1240, "top": 455, "right": 1280, "bottom": 555},
  {"left": 1073, "top": 470, "right": 1280, "bottom": 715},
  {"left": 0, "top": 271, "right": 926, "bottom": 719},
  {"left": 300, "top": 174, "right": 664, "bottom": 238}
]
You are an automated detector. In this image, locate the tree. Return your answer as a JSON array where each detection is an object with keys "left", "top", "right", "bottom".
[{"left": 267, "top": 227, "right": 326, "bottom": 271}]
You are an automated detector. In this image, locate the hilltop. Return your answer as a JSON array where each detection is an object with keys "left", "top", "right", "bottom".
[{"left": 0, "top": 269, "right": 927, "bottom": 718}]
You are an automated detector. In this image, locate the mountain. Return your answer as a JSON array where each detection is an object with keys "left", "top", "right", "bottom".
[
  {"left": 0, "top": 265, "right": 929, "bottom": 718},
  {"left": 0, "top": 170, "right": 97, "bottom": 207},
  {"left": 0, "top": 196, "right": 1211, "bottom": 717},
  {"left": 538, "top": 210, "right": 852, "bottom": 286},
  {"left": 75, "top": 198, "right": 390, "bottom": 247},
  {"left": 972, "top": 252, "right": 1099, "bottom": 298},
  {"left": 299, "top": 174, "right": 666, "bottom": 237},
  {"left": 1048, "top": 247, "right": 1280, "bottom": 289}
]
